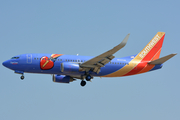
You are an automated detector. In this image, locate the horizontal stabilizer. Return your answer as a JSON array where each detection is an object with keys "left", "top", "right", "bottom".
[{"left": 148, "top": 53, "right": 177, "bottom": 65}]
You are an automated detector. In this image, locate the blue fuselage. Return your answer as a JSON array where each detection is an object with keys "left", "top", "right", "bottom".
[{"left": 2, "top": 53, "right": 162, "bottom": 77}]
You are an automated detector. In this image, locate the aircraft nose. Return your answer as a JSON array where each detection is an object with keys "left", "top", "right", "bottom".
[{"left": 2, "top": 60, "right": 9, "bottom": 68}]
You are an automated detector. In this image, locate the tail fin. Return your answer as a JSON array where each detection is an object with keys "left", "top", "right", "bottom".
[
  {"left": 121, "top": 32, "right": 166, "bottom": 76},
  {"left": 136, "top": 32, "right": 165, "bottom": 61}
]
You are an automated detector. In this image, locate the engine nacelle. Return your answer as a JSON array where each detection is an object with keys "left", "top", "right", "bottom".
[
  {"left": 61, "top": 62, "right": 82, "bottom": 73},
  {"left": 53, "top": 75, "right": 74, "bottom": 83}
]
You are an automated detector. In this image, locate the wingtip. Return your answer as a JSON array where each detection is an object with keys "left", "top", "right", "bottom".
[{"left": 122, "top": 33, "right": 130, "bottom": 43}]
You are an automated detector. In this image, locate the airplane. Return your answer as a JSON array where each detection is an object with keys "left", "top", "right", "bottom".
[{"left": 2, "top": 32, "right": 177, "bottom": 87}]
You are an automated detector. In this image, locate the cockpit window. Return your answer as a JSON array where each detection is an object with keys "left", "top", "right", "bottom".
[{"left": 11, "top": 57, "right": 20, "bottom": 59}]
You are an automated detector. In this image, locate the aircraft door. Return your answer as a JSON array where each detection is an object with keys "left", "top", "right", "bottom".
[{"left": 26, "top": 54, "right": 32, "bottom": 64}]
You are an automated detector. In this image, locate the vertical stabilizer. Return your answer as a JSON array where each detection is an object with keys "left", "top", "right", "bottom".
[
  {"left": 137, "top": 32, "right": 165, "bottom": 61},
  {"left": 122, "top": 32, "right": 166, "bottom": 76}
]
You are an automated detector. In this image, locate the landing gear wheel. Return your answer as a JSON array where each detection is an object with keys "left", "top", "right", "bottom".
[
  {"left": 80, "top": 80, "right": 86, "bottom": 87},
  {"left": 86, "top": 75, "right": 92, "bottom": 81},
  {"left": 20, "top": 76, "right": 24, "bottom": 80}
]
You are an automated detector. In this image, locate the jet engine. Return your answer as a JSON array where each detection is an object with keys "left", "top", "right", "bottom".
[{"left": 52, "top": 75, "right": 75, "bottom": 83}]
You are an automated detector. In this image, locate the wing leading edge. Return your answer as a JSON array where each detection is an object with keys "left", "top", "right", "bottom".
[{"left": 80, "top": 34, "right": 130, "bottom": 73}]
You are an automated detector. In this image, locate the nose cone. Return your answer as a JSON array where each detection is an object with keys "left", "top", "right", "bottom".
[{"left": 2, "top": 60, "right": 9, "bottom": 68}]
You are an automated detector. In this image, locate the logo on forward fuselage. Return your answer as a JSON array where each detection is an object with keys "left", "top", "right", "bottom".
[{"left": 40, "top": 54, "right": 63, "bottom": 70}]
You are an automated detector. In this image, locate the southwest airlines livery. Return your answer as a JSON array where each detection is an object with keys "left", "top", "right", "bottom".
[{"left": 2, "top": 32, "right": 177, "bottom": 86}]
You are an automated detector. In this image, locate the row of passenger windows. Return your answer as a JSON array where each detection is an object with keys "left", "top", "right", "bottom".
[
  {"left": 34, "top": 58, "right": 85, "bottom": 62},
  {"left": 110, "top": 62, "right": 129, "bottom": 65},
  {"left": 34, "top": 58, "right": 129, "bottom": 65}
]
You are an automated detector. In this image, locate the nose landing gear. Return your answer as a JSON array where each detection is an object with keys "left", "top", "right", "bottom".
[
  {"left": 14, "top": 70, "right": 25, "bottom": 80},
  {"left": 20, "top": 75, "right": 24, "bottom": 80}
]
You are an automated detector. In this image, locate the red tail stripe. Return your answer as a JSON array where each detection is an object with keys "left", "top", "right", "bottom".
[{"left": 137, "top": 48, "right": 162, "bottom": 74}]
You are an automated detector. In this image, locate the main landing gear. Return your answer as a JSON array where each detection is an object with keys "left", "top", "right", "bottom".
[
  {"left": 86, "top": 75, "right": 92, "bottom": 81},
  {"left": 80, "top": 80, "right": 86, "bottom": 87},
  {"left": 80, "top": 75, "right": 93, "bottom": 87}
]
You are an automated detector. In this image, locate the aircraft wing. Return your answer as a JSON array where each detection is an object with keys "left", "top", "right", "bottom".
[{"left": 80, "top": 34, "right": 130, "bottom": 73}]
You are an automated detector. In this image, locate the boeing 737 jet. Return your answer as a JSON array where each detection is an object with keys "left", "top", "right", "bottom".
[{"left": 2, "top": 32, "right": 177, "bottom": 86}]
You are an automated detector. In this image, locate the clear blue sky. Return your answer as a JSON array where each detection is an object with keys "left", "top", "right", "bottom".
[{"left": 0, "top": 0, "right": 179, "bottom": 120}]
